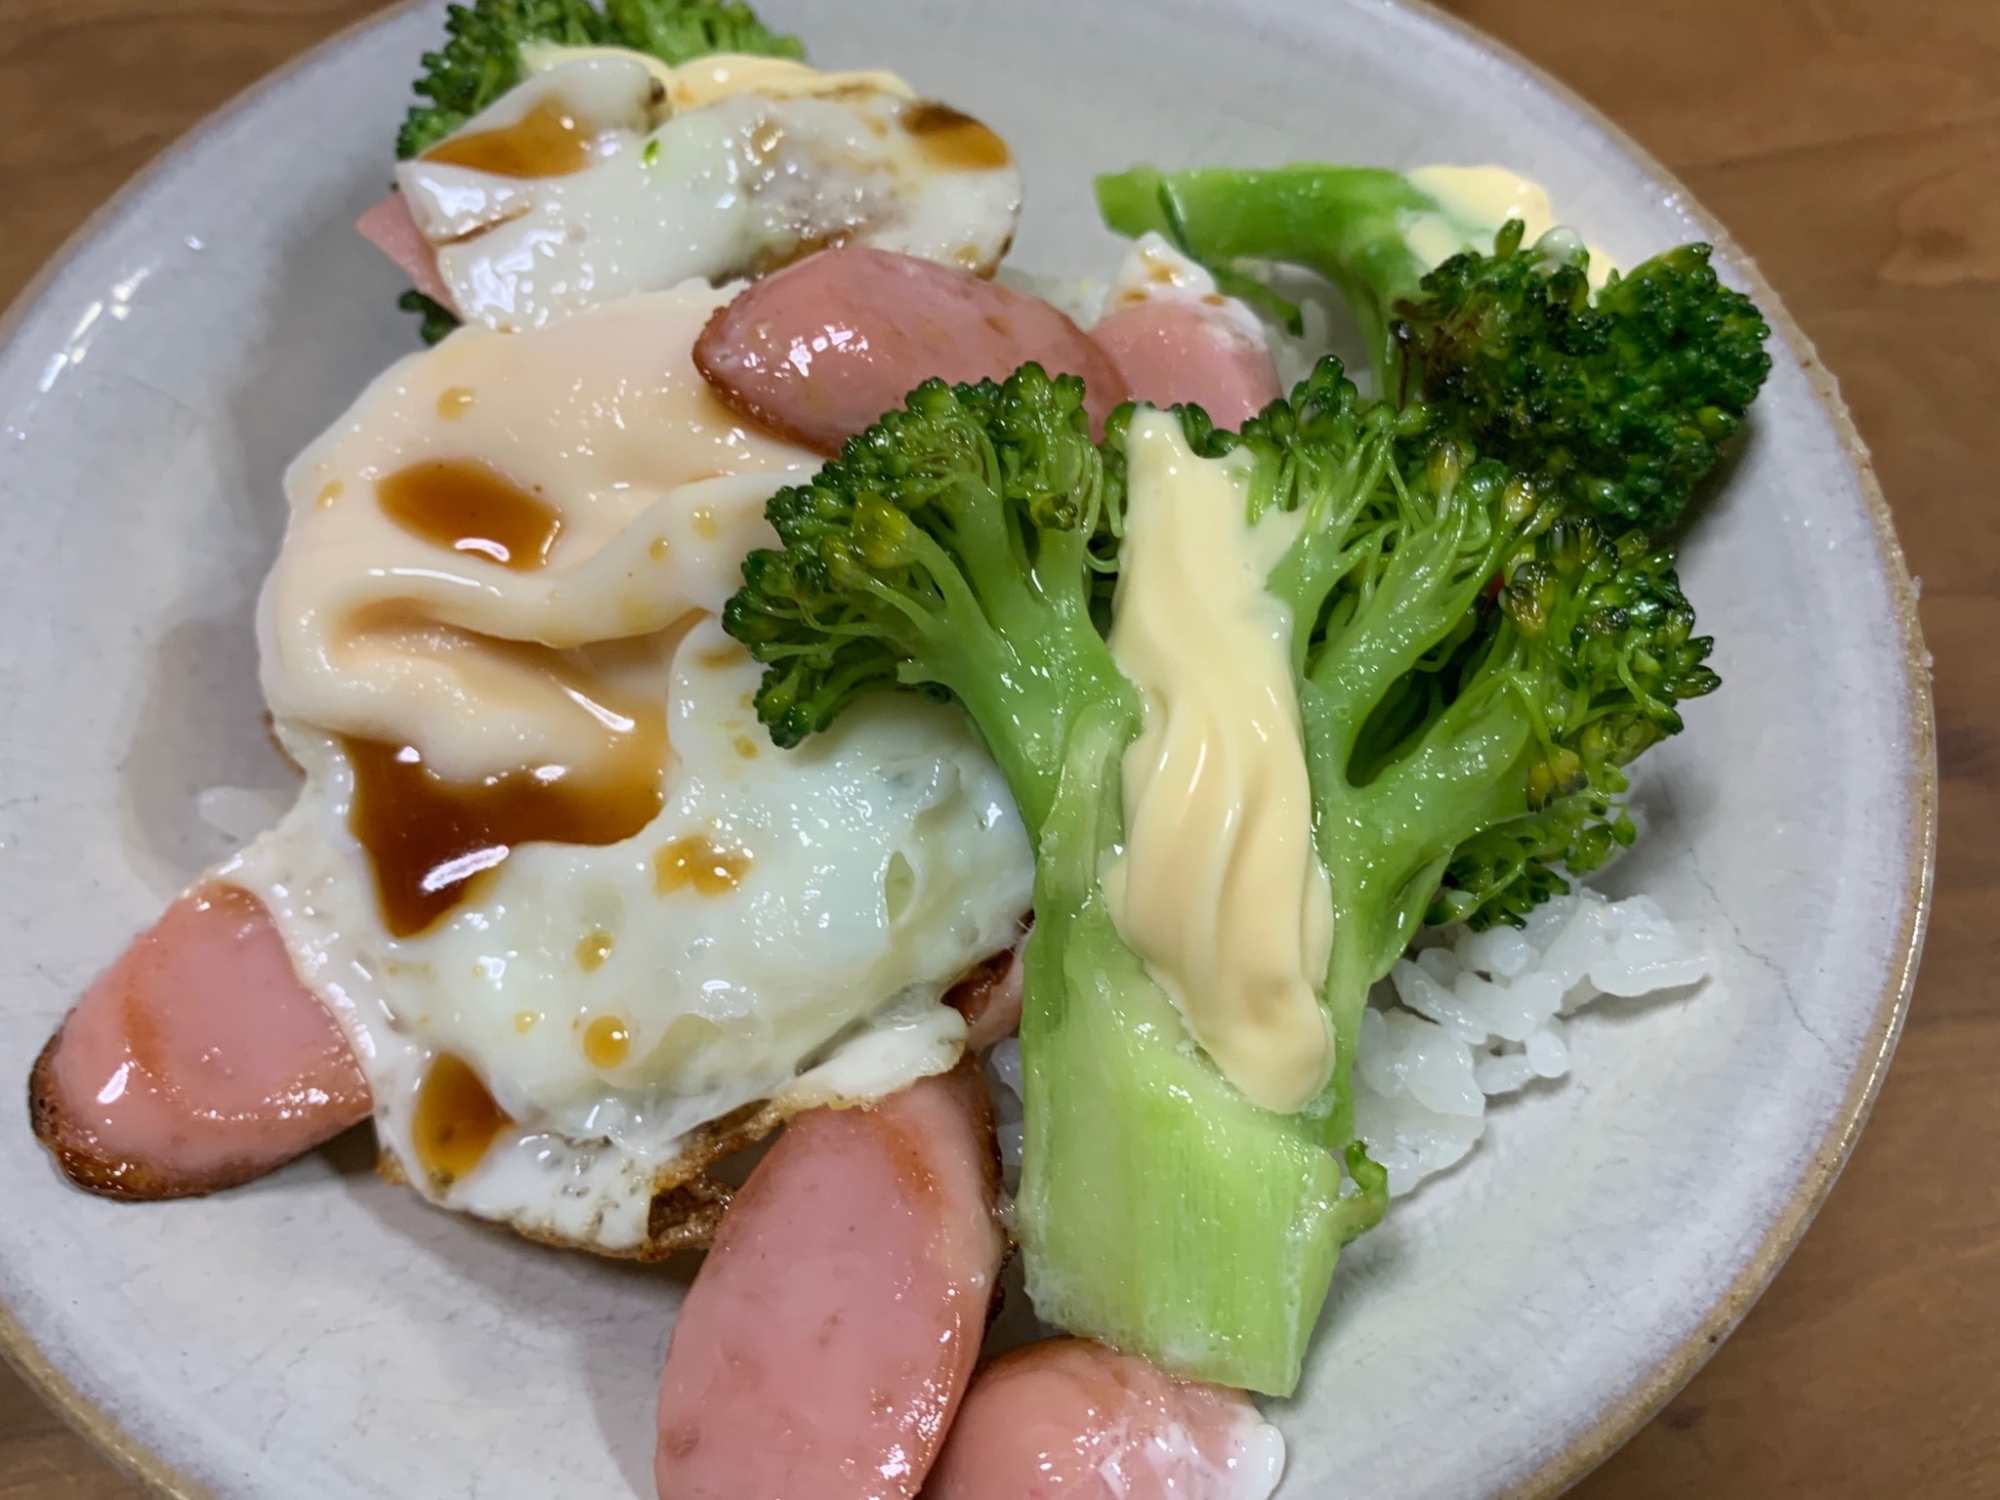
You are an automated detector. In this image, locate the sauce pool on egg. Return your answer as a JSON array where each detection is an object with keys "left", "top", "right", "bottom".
[
  {"left": 375, "top": 458, "right": 563, "bottom": 571},
  {"left": 412, "top": 1053, "right": 514, "bottom": 1189}
]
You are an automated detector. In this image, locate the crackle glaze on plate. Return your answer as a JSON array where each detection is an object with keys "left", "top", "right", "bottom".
[{"left": 0, "top": 1, "right": 1932, "bottom": 1496}]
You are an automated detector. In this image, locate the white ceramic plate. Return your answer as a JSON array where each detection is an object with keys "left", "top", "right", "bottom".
[{"left": 0, "top": 1, "right": 1932, "bottom": 1496}]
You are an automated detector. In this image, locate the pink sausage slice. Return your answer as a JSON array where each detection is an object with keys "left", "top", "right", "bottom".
[
  {"left": 694, "top": 246, "right": 1130, "bottom": 454},
  {"left": 1090, "top": 299, "right": 1283, "bottom": 431},
  {"left": 926, "top": 1339, "right": 1286, "bottom": 1500},
  {"left": 30, "top": 884, "right": 370, "bottom": 1200},
  {"left": 655, "top": 1061, "right": 1004, "bottom": 1500},
  {"left": 355, "top": 190, "right": 456, "bottom": 310}
]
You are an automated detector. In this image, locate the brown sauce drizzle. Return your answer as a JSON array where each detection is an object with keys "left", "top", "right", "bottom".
[
  {"left": 376, "top": 459, "right": 563, "bottom": 572},
  {"left": 575, "top": 929, "right": 614, "bottom": 972},
  {"left": 422, "top": 97, "right": 593, "bottom": 178},
  {"left": 412, "top": 1054, "right": 513, "bottom": 1189},
  {"left": 654, "top": 835, "right": 752, "bottom": 897},
  {"left": 344, "top": 709, "right": 665, "bottom": 937},
  {"left": 582, "top": 1015, "right": 632, "bottom": 1070},
  {"left": 903, "top": 101, "right": 1012, "bottom": 172}
]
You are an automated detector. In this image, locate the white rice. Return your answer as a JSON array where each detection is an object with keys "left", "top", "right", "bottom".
[
  {"left": 986, "top": 885, "right": 1708, "bottom": 1199},
  {"left": 1355, "top": 887, "right": 1708, "bottom": 1196}
]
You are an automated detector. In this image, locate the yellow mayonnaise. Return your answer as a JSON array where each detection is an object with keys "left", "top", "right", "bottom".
[
  {"left": 1104, "top": 411, "right": 1334, "bottom": 1115},
  {"left": 261, "top": 283, "right": 816, "bottom": 786},
  {"left": 1405, "top": 164, "right": 1619, "bottom": 289}
]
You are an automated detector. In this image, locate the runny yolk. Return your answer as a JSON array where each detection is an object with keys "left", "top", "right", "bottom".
[
  {"left": 343, "top": 721, "right": 665, "bottom": 937},
  {"left": 582, "top": 1015, "right": 632, "bottom": 1070},
  {"left": 411, "top": 1053, "right": 513, "bottom": 1189},
  {"left": 902, "top": 101, "right": 1012, "bottom": 172},
  {"left": 375, "top": 459, "right": 562, "bottom": 572},
  {"left": 654, "top": 835, "right": 752, "bottom": 897},
  {"left": 422, "top": 97, "right": 593, "bottom": 178}
]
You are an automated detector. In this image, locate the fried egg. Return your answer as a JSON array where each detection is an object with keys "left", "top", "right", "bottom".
[
  {"left": 223, "top": 281, "right": 1033, "bottom": 1254},
  {"left": 397, "top": 49, "right": 1023, "bottom": 332}
]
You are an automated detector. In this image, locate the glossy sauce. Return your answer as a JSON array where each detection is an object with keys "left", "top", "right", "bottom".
[
  {"left": 582, "top": 1015, "right": 632, "bottom": 1069},
  {"left": 412, "top": 1053, "right": 513, "bottom": 1188},
  {"left": 422, "top": 96, "right": 593, "bottom": 178},
  {"left": 903, "top": 101, "right": 1011, "bottom": 172},
  {"left": 575, "top": 929, "right": 614, "bottom": 971},
  {"left": 654, "top": 835, "right": 752, "bottom": 897},
  {"left": 436, "top": 386, "right": 477, "bottom": 420},
  {"left": 375, "top": 459, "right": 563, "bottom": 572},
  {"left": 344, "top": 708, "right": 665, "bottom": 937}
]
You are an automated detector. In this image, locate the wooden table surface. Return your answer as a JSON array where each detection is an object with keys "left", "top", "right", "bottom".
[{"left": 2, "top": 1, "right": 1995, "bottom": 1495}]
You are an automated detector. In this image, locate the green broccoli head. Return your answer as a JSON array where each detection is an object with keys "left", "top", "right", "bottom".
[
  {"left": 1094, "top": 164, "right": 1774, "bottom": 533},
  {"left": 1428, "top": 516, "right": 1719, "bottom": 928},
  {"left": 1396, "top": 222, "right": 1773, "bottom": 532},
  {"left": 1127, "top": 359, "right": 1718, "bottom": 1136},
  {"left": 396, "top": 289, "right": 461, "bottom": 346},
  {"left": 724, "top": 365, "right": 1126, "bottom": 829},
  {"left": 603, "top": 0, "right": 803, "bottom": 69},
  {"left": 396, "top": 0, "right": 804, "bottom": 159},
  {"left": 398, "top": 0, "right": 607, "bottom": 159}
]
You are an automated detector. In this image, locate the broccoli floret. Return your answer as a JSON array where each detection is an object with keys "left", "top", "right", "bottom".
[
  {"left": 396, "top": 0, "right": 804, "bottom": 159},
  {"left": 726, "top": 357, "right": 1716, "bottom": 1382},
  {"left": 726, "top": 366, "right": 1378, "bottom": 1396},
  {"left": 1097, "top": 165, "right": 1438, "bottom": 393},
  {"left": 603, "top": 0, "right": 802, "bottom": 69},
  {"left": 1095, "top": 164, "right": 1772, "bottom": 532},
  {"left": 398, "top": 0, "right": 608, "bottom": 159},
  {"left": 397, "top": 289, "right": 461, "bottom": 345},
  {"left": 1400, "top": 223, "right": 1773, "bottom": 530},
  {"left": 1172, "top": 360, "right": 1717, "bottom": 1138}
]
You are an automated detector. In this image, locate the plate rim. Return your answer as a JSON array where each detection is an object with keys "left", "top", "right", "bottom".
[{"left": 0, "top": 2, "right": 1936, "bottom": 1496}]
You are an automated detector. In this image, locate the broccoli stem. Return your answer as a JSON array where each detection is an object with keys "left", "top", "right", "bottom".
[
  {"left": 1303, "top": 673, "right": 1539, "bottom": 1140},
  {"left": 1096, "top": 165, "right": 1439, "bottom": 390},
  {"left": 1017, "top": 697, "right": 1362, "bottom": 1395}
]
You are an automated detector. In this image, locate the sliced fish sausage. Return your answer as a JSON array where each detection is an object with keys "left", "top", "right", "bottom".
[
  {"left": 925, "top": 1338, "right": 1287, "bottom": 1500},
  {"left": 29, "top": 884, "right": 370, "bottom": 1199},
  {"left": 655, "top": 1061, "right": 1004, "bottom": 1500},
  {"left": 694, "top": 246, "right": 1130, "bottom": 453},
  {"left": 1090, "top": 299, "right": 1283, "bottom": 430},
  {"left": 356, "top": 190, "right": 456, "bottom": 310}
]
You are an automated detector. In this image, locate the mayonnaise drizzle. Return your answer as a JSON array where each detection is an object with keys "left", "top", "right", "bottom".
[
  {"left": 1104, "top": 411, "right": 1334, "bottom": 1115},
  {"left": 1404, "top": 164, "right": 1620, "bottom": 289}
]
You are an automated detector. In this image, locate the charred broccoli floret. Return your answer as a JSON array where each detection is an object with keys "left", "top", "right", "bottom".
[{"left": 1095, "top": 163, "right": 1772, "bottom": 531}]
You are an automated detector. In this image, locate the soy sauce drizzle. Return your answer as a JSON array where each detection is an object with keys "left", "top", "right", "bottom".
[
  {"left": 344, "top": 703, "right": 664, "bottom": 938},
  {"left": 411, "top": 1053, "right": 513, "bottom": 1189},
  {"left": 903, "top": 101, "right": 1011, "bottom": 172},
  {"left": 376, "top": 459, "right": 562, "bottom": 572},
  {"left": 422, "top": 97, "right": 593, "bottom": 178}
]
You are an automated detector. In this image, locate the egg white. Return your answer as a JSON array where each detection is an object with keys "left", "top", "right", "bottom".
[
  {"left": 228, "top": 280, "right": 1033, "bottom": 1253},
  {"left": 229, "top": 622, "right": 1030, "bottom": 1253},
  {"left": 398, "top": 51, "right": 1024, "bottom": 333}
]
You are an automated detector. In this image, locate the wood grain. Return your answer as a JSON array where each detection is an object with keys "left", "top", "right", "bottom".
[{"left": 2, "top": 1, "right": 1995, "bottom": 1495}]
